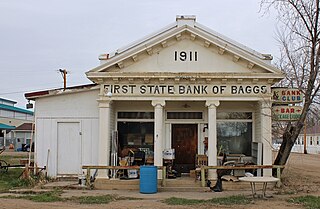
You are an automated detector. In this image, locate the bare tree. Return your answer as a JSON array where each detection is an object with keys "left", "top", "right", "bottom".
[{"left": 261, "top": 0, "right": 320, "bottom": 166}]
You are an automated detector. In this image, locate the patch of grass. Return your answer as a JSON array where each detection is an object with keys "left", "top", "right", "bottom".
[
  {"left": 207, "top": 195, "right": 251, "bottom": 205},
  {"left": 288, "top": 195, "right": 320, "bottom": 209},
  {"left": 116, "top": 196, "right": 143, "bottom": 201},
  {"left": 69, "top": 195, "right": 142, "bottom": 204},
  {"left": 164, "top": 197, "right": 203, "bottom": 205},
  {"left": 1, "top": 151, "right": 33, "bottom": 164},
  {"left": 164, "top": 195, "right": 251, "bottom": 206},
  {"left": 1, "top": 155, "right": 26, "bottom": 165},
  {"left": 0, "top": 168, "right": 34, "bottom": 192},
  {"left": 22, "top": 190, "right": 63, "bottom": 202},
  {"left": 2, "top": 192, "right": 140, "bottom": 205},
  {"left": 1, "top": 190, "right": 63, "bottom": 202},
  {"left": 73, "top": 195, "right": 117, "bottom": 204}
]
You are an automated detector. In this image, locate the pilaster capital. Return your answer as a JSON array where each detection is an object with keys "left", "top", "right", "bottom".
[
  {"left": 205, "top": 100, "right": 220, "bottom": 108},
  {"left": 259, "top": 98, "right": 272, "bottom": 109},
  {"left": 97, "top": 99, "right": 113, "bottom": 108},
  {"left": 151, "top": 100, "right": 166, "bottom": 107}
]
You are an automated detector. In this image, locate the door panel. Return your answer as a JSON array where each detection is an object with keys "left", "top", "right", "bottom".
[
  {"left": 57, "top": 122, "right": 81, "bottom": 175},
  {"left": 172, "top": 124, "right": 197, "bottom": 174}
]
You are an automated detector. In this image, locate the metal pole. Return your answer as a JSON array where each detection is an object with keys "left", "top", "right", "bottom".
[{"left": 304, "top": 119, "right": 307, "bottom": 154}]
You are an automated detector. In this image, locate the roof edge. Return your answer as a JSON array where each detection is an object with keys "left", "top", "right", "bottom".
[{"left": 25, "top": 83, "right": 98, "bottom": 100}]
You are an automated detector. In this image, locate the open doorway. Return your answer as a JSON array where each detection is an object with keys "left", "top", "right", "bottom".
[{"left": 172, "top": 124, "right": 198, "bottom": 174}]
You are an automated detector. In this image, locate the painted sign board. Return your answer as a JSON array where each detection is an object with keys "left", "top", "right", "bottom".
[
  {"left": 272, "top": 88, "right": 303, "bottom": 103},
  {"left": 104, "top": 84, "right": 269, "bottom": 97},
  {"left": 272, "top": 105, "right": 303, "bottom": 121}
]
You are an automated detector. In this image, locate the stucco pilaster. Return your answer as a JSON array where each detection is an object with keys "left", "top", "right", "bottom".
[
  {"left": 97, "top": 99, "right": 112, "bottom": 178},
  {"left": 152, "top": 100, "right": 165, "bottom": 167},
  {"left": 259, "top": 98, "right": 272, "bottom": 176},
  {"left": 206, "top": 100, "right": 220, "bottom": 180}
]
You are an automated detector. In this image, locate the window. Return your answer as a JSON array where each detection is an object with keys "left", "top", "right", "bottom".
[
  {"left": 117, "top": 122, "right": 154, "bottom": 158},
  {"left": 217, "top": 112, "right": 253, "bottom": 156},
  {"left": 118, "top": 112, "right": 154, "bottom": 119},
  {"left": 217, "top": 112, "right": 252, "bottom": 120},
  {"left": 217, "top": 122, "right": 252, "bottom": 156},
  {"left": 310, "top": 137, "right": 313, "bottom": 145},
  {"left": 167, "top": 112, "right": 203, "bottom": 119}
]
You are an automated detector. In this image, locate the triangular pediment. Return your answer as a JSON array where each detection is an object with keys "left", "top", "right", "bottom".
[{"left": 86, "top": 16, "right": 283, "bottom": 83}]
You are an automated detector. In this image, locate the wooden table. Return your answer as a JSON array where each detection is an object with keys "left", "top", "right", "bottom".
[{"left": 239, "top": 176, "right": 280, "bottom": 198}]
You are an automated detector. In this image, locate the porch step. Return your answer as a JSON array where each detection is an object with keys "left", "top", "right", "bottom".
[
  {"left": 164, "top": 178, "right": 201, "bottom": 187},
  {"left": 94, "top": 178, "right": 140, "bottom": 190},
  {"left": 93, "top": 177, "right": 277, "bottom": 191},
  {"left": 56, "top": 175, "right": 78, "bottom": 181},
  {"left": 42, "top": 181, "right": 82, "bottom": 190},
  {"left": 159, "top": 186, "right": 210, "bottom": 192},
  {"left": 210, "top": 180, "right": 277, "bottom": 191}
]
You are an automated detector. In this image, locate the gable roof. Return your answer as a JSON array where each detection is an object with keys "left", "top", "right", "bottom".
[
  {"left": 86, "top": 15, "right": 283, "bottom": 82},
  {"left": 15, "top": 123, "right": 34, "bottom": 131},
  {"left": 0, "top": 98, "right": 17, "bottom": 105},
  {"left": 25, "top": 83, "right": 98, "bottom": 100}
]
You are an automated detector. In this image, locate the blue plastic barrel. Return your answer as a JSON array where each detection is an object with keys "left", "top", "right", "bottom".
[{"left": 139, "top": 165, "right": 157, "bottom": 194}]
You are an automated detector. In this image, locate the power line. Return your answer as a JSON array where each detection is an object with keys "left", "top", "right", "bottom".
[{"left": 0, "top": 85, "right": 63, "bottom": 96}]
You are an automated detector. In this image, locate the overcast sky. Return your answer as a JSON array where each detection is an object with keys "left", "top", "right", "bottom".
[{"left": 0, "top": 0, "right": 280, "bottom": 108}]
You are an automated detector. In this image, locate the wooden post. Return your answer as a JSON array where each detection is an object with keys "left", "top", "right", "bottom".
[
  {"left": 201, "top": 167, "right": 206, "bottom": 187},
  {"left": 86, "top": 168, "right": 90, "bottom": 187},
  {"left": 161, "top": 166, "right": 166, "bottom": 187},
  {"left": 276, "top": 166, "right": 281, "bottom": 188}
]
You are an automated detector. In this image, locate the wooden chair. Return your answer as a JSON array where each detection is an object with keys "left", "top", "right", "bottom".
[
  {"left": 117, "top": 158, "right": 128, "bottom": 178},
  {"left": 195, "top": 154, "right": 208, "bottom": 181}
]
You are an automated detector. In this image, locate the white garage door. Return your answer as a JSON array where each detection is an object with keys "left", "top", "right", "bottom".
[{"left": 57, "top": 122, "right": 81, "bottom": 175}]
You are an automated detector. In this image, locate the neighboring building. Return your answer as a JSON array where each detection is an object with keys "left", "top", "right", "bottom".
[
  {"left": 0, "top": 98, "right": 34, "bottom": 148},
  {"left": 13, "top": 123, "right": 34, "bottom": 151},
  {"left": 292, "top": 124, "right": 320, "bottom": 154},
  {"left": 25, "top": 16, "right": 284, "bottom": 179}
]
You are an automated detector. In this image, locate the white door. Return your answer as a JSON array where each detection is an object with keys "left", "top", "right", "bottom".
[{"left": 57, "top": 122, "right": 81, "bottom": 175}]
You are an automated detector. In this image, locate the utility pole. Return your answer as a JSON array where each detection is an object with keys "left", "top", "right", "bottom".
[
  {"left": 59, "top": 69, "right": 68, "bottom": 91},
  {"left": 304, "top": 118, "right": 307, "bottom": 154}
]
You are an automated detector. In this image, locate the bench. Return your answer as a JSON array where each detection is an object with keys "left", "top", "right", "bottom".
[{"left": 200, "top": 165, "right": 285, "bottom": 187}]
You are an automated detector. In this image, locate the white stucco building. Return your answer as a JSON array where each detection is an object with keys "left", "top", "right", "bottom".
[{"left": 25, "top": 16, "right": 284, "bottom": 180}]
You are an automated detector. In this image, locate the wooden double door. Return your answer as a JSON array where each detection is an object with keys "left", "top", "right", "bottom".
[{"left": 172, "top": 124, "right": 198, "bottom": 174}]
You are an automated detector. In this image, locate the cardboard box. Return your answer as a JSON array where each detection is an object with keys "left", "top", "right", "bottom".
[
  {"left": 189, "top": 170, "right": 196, "bottom": 178},
  {"left": 145, "top": 134, "right": 153, "bottom": 144}
]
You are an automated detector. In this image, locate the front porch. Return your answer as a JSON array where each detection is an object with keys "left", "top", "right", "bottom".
[{"left": 82, "top": 164, "right": 283, "bottom": 192}]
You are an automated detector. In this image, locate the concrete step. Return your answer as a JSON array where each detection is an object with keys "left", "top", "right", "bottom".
[
  {"left": 165, "top": 179, "right": 201, "bottom": 187},
  {"left": 42, "top": 181, "right": 85, "bottom": 190},
  {"left": 159, "top": 187, "right": 210, "bottom": 192},
  {"left": 94, "top": 178, "right": 140, "bottom": 190},
  {"left": 56, "top": 175, "right": 78, "bottom": 181},
  {"left": 92, "top": 177, "right": 277, "bottom": 191}
]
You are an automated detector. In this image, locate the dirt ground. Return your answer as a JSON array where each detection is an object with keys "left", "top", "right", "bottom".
[{"left": 1, "top": 152, "right": 320, "bottom": 209}]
